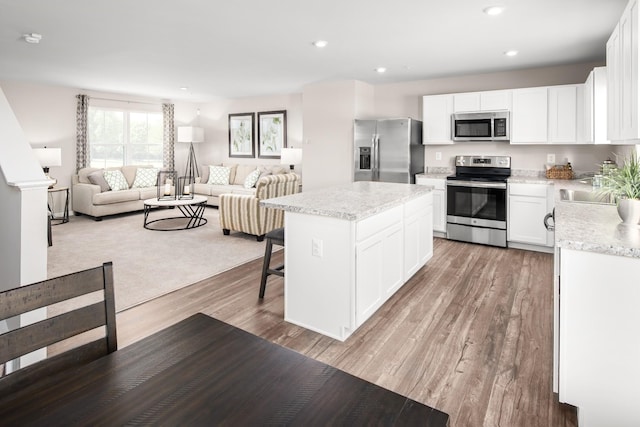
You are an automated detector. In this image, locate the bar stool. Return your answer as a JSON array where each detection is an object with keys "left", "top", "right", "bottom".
[{"left": 259, "top": 227, "right": 284, "bottom": 298}]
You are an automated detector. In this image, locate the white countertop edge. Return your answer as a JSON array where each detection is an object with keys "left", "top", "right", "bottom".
[{"left": 261, "top": 183, "right": 432, "bottom": 221}]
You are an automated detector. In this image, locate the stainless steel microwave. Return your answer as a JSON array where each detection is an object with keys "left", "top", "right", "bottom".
[{"left": 451, "top": 111, "right": 510, "bottom": 141}]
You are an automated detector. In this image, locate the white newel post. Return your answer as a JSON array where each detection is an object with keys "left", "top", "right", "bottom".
[{"left": 0, "top": 86, "right": 51, "bottom": 373}]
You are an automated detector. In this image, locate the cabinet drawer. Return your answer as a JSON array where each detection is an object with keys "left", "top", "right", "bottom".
[
  {"left": 404, "top": 193, "right": 432, "bottom": 218},
  {"left": 357, "top": 205, "right": 402, "bottom": 242},
  {"left": 509, "top": 183, "right": 548, "bottom": 197}
]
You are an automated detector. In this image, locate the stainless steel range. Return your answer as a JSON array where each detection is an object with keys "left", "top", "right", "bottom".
[{"left": 446, "top": 155, "right": 511, "bottom": 247}]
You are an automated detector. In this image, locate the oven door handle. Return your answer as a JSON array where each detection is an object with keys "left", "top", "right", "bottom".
[{"left": 446, "top": 181, "right": 507, "bottom": 189}]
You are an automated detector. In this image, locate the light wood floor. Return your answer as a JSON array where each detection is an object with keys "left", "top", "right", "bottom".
[{"left": 116, "top": 237, "right": 577, "bottom": 426}]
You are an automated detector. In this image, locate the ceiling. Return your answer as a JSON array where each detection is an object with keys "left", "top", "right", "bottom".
[{"left": 0, "top": 0, "right": 628, "bottom": 102}]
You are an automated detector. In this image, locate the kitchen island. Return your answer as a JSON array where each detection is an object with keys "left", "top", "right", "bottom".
[
  {"left": 261, "top": 181, "right": 433, "bottom": 341},
  {"left": 553, "top": 195, "right": 640, "bottom": 427}
]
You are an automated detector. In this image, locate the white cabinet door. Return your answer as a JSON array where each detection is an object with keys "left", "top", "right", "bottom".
[
  {"left": 481, "top": 90, "right": 511, "bottom": 111},
  {"left": 403, "top": 193, "right": 433, "bottom": 283},
  {"left": 607, "top": 23, "right": 622, "bottom": 141},
  {"left": 607, "top": 0, "right": 640, "bottom": 143},
  {"left": 356, "top": 222, "right": 403, "bottom": 326},
  {"left": 453, "top": 93, "right": 480, "bottom": 112},
  {"left": 511, "top": 87, "right": 548, "bottom": 143},
  {"left": 423, "top": 95, "right": 454, "bottom": 144},
  {"left": 583, "top": 67, "right": 609, "bottom": 144},
  {"left": 548, "top": 85, "right": 579, "bottom": 144},
  {"left": 620, "top": 0, "right": 638, "bottom": 141},
  {"left": 508, "top": 183, "right": 550, "bottom": 246},
  {"left": 415, "top": 177, "right": 446, "bottom": 233}
]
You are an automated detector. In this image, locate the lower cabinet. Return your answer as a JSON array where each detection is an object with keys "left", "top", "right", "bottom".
[
  {"left": 557, "top": 248, "right": 640, "bottom": 427},
  {"left": 508, "top": 183, "right": 554, "bottom": 248},
  {"left": 285, "top": 192, "right": 433, "bottom": 341},
  {"left": 415, "top": 176, "right": 446, "bottom": 234}
]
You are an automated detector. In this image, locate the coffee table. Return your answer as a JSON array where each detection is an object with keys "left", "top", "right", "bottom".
[{"left": 143, "top": 195, "right": 208, "bottom": 230}]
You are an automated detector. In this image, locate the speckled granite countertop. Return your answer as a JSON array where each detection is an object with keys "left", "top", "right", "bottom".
[{"left": 261, "top": 181, "right": 432, "bottom": 221}]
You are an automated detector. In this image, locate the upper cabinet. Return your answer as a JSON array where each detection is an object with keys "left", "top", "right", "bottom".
[
  {"left": 584, "top": 67, "right": 609, "bottom": 144},
  {"left": 424, "top": 82, "right": 598, "bottom": 145},
  {"left": 607, "top": 0, "right": 640, "bottom": 143},
  {"left": 423, "top": 94, "right": 454, "bottom": 144},
  {"left": 453, "top": 90, "right": 511, "bottom": 112},
  {"left": 548, "top": 85, "right": 580, "bottom": 144},
  {"left": 511, "top": 87, "right": 548, "bottom": 143}
]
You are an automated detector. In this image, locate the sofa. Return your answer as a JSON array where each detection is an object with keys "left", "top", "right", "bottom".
[
  {"left": 72, "top": 163, "right": 291, "bottom": 220},
  {"left": 220, "top": 173, "right": 300, "bottom": 241}
]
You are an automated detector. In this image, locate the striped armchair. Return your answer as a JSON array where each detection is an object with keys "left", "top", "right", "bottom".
[{"left": 219, "top": 173, "right": 300, "bottom": 241}]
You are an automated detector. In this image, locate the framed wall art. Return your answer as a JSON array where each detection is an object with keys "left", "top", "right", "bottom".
[
  {"left": 228, "top": 113, "right": 255, "bottom": 158},
  {"left": 257, "top": 110, "right": 287, "bottom": 159}
]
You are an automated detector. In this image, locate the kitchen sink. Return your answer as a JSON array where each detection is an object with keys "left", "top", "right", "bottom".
[{"left": 559, "top": 189, "right": 615, "bottom": 205}]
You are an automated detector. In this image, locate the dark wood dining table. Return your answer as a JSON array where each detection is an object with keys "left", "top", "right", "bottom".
[{"left": 0, "top": 313, "right": 450, "bottom": 426}]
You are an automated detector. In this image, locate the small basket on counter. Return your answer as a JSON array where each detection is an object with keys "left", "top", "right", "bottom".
[{"left": 545, "top": 164, "right": 574, "bottom": 180}]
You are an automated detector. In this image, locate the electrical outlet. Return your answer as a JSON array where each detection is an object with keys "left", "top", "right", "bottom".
[
  {"left": 312, "top": 238, "right": 323, "bottom": 257},
  {"left": 547, "top": 153, "right": 556, "bottom": 164},
  {"left": 435, "top": 151, "right": 442, "bottom": 161}
]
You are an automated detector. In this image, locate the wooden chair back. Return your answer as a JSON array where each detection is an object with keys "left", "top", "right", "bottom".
[{"left": 0, "top": 262, "right": 117, "bottom": 395}]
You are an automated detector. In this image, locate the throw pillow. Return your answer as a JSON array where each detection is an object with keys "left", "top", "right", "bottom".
[
  {"left": 243, "top": 168, "right": 261, "bottom": 189},
  {"left": 207, "top": 166, "right": 231, "bottom": 185},
  {"left": 103, "top": 170, "right": 130, "bottom": 191},
  {"left": 87, "top": 170, "right": 111, "bottom": 192},
  {"left": 257, "top": 167, "right": 272, "bottom": 180},
  {"left": 132, "top": 167, "right": 159, "bottom": 188}
]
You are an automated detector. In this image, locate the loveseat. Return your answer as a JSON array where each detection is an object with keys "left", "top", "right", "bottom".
[
  {"left": 72, "top": 163, "right": 291, "bottom": 220},
  {"left": 220, "top": 173, "right": 300, "bottom": 240}
]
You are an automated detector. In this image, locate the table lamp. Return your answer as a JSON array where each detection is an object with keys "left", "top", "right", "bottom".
[
  {"left": 33, "top": 147, "right": 62, "bottom": 188},
  {"left": 280, "top": 147, "right": 302, "bottom": 172}
]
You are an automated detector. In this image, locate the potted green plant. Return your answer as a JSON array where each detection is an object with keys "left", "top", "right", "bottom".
[{"left": 600, "top": 149, "right": 640, "bottom": 224}]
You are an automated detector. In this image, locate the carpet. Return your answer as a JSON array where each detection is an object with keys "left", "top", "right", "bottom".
[{"left": 47, "top": 207, "right": 268, "bottom": 312}]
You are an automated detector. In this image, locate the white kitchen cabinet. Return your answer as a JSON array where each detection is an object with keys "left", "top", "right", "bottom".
[
  {"left": 558, "top": 248, "right": 640, "bottom": 427},
  {"left": 548, "top": 85, "right": 579, "bottom": 144},
  {"left": 511, "top": 87, "right": 548, "bottom": 143},
  {"left": 422, "top": 95, "right": 454, "bottom": 144},
  {"left": 507, "top": 183, "right": 553, "bottom": 247},
  {"left": 607, "top": 23, "right": 622, "bottom": 141},
  {"left": 453, "top": 93, "right": 480, "bottom": 112},
  {"left": 356, "top": 218, "right": 403, "bottom": 326},
  {"left": 403, "top": 193, "right": 433, "bottom": 282},
  {"left": 453, "top": 90, "right": 511, "bottom": 112},
  {"left": 607, "top": 0, "right": 640, "bottom": 143},
  {"left": 583, "top": 66, "right": 609, "bottom": 144},
  {"left": 284, "top": 191, "right": 433, "bottom": 341},
  {"left": 415, "top": 176, "right": 446, "bottom": 235}
]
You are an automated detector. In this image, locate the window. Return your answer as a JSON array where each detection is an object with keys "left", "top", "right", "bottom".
[{"left": 88, "top": 107, "right": 163, "bottom": 168}]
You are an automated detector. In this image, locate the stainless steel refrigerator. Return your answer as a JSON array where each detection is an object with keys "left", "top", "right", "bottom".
[{"left": 354, "top": 118, "right": 424, "bottom": 184}]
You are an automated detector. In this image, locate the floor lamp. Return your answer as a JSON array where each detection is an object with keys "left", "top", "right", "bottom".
[{"left": 177, "top": 126, "right": 204, "bottom": 197}]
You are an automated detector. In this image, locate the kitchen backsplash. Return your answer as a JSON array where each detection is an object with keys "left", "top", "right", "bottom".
[{"left": 423, "top": 143, "right": 636, "bottom": 175}]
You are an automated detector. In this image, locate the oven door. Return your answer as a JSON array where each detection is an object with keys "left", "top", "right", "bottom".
[{"left": 446, "top": 181, "right": 507, "bottom": 229}]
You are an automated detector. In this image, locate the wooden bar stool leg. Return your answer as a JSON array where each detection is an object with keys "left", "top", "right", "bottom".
[{"left": 259, "top": 238, "right": 274, "bottom": 298}]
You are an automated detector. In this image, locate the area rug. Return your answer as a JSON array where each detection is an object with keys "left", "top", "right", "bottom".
[{"left": 47, "top": 207, "right": 268, "bottom": 312}]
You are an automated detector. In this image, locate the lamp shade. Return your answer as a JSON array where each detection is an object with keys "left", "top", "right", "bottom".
[
  {"left": 280, "top": 147, "right": 302, "bottom": 165},
  {"left": 177, "top": 126, "right": 204, "bottom": 143},
  {"left": 33, "top": 147, "right": 62, "bottom": 167}
]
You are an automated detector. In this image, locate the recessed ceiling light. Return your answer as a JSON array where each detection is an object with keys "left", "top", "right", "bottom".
[
  {"left": 504, "top": 50, "right": 519, "bottom": 57},
  {"left": 23, "top": 33, "right": 42, "bottom": 44},
  {"left": 313, "top": 40, "right": 328, "bottom": 48},
  {"left": 483, "top": 6, "right": 505, "bottom": 16},
  {"left": 375, "top": 67, "right": 387, "bottom": 73},
  {"left": 180, "top": 87, "right": 188, "bottom": 91}
]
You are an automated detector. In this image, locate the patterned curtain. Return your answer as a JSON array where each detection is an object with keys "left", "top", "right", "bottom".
[
  {"left": 162, "top": 103, "right": 175, "bottom": 171},
  {"left": 75, "top": 94, "right": 90, "bottom": 172}
]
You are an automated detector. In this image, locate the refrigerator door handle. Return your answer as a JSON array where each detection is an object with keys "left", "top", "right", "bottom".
[{"left": 374, "top": 135, "right": 380, "bottom": 179}]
